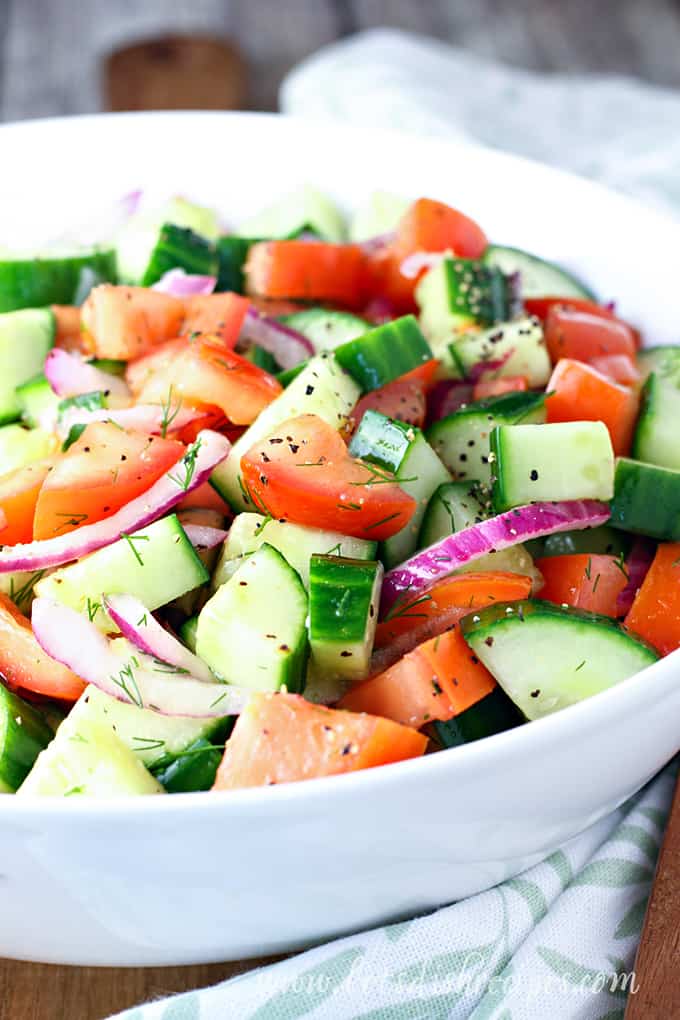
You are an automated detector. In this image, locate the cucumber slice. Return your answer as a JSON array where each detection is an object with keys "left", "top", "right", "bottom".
[
  {"left": 151, "top": 735, "right": 226, "bottom": 793},
  {"left": 69, "top": 683, "right": 226, "bottom": 769},
  {"left": 246, "top": 344, "right": 279, "bottom": 374},
  {"left": 433, "top": 687, "right": 523, "bottom": 749},
  {"left": 215, "top": 235, "right": 256, "bottom": 293},
  {"left": 213, "top": 513, "right": 377, "bottom": 590},
  {"left": 461, "top": 599, "right": 658, "bottom": 720},
  {"left": 483, "top": 244, "right": 596, "bottom": 300},
  {"left": 490, "top": 421, "right": 614, "bottom": 512},
  {"left": 140, "top": 224, "right": 218, "bottom": 288},
  {"left": 427, "top": 391, "right": 546, "bottom": 486},
  {"left": 0, "top": 424, "right": 54, "bottom": 475},
  {"left": 451, "top": 316, "right": 551, "bottom": 387},
  {"left": 15, "top": 373, "right": 60, "bottom": 429},
  {"left": 0, "top": 309, "right": 55, "bottom": 424},
  {"left": 236, "top": 186, "right": 346, "bottom": 243},
  {"left": 0, "top": 684, "right": 53, "bottom": 792},
  {"left": 348, "top": 191, "right": 410, "bottom": 241},
  {"left": 280, "top": 309, "right": 370, "bottom": 352},
  {"left": 610, "top": 457, "right": 680, "bottom": 540},
  {"left": 633, "top": 369, "right": 680, "bottom": 471},
  {"left": 116, "top": 197, "right": 220, "bottom": 284},
  {"left": 308, "top": 555, "right": 382, "bottom": 685},
  {"left": 210, "top": 353, "right": 361, "bottom": 511},
  {"left": 525, "top": 525, "right": 628, "bottom": 560},
  {"left": 197, "top": 543, "right": 309, "bottom": 692},
  {"left": 0, "top": 249, "right": 116, "bottom": 313},
  {"left": 349, "top": 409, "right": 450, "bottom": 567},
  {"left": 35, "top": 515, "right": 208, "bottom": 632},
  {"left": 334, "top": 315, "right": 432, "bottom": 392},
  {"left": 179, "top": 614, "right": 199, "bottom": 652},
  {"left": 18, "top": 698, "right": 164, "bottom": 798},
  {"left": 419, "top": 480, "right": 487, "bottom": 548}
]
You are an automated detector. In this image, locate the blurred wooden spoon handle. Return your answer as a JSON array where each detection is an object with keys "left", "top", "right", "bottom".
[{"left": 104, "top": 34, "right": 248, "bottom": 112}]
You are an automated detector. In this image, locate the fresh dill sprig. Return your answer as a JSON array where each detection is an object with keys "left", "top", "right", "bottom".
[{"left": 121, "top": 532, "right": 150, "bottom": 567}]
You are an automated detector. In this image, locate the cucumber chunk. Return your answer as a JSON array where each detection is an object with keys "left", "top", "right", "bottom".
[
  {"left": 15, "top": 373, "right": 61, "bottom": 429},
  {"left": 197, "top": 543, "right": 309, "bottom": 692},
  {"left": 0, "top": 424, "right": 54, "bottom": 475},
  {"left": 483, "top": 245, "right": 596, "bottom": 300},
  {"left": 462, "top": 599, "right": 658, "bottom": 720},
  {"left": 280, "top": 309, "right": 370, "bottom": 352},
  {"left": 0, "top": 685, "right": 53, "bottom": 792},
  {"left": 213, "top": 513, "right": 376, "bottom": 590},
  {"left": 451, "top": 316, "right": 551, "bottom": 386},
  {"left": 140, "top": 223, "right": 218, "bottom": 288},
  {"left": 348, "top": 191, "right": 410, "bottom": 241},
  {"left": 236, "top": 186, "right": 346, "bottom": 243},
  {"left": 349, "top": 409, "right": 450, "bottom": 567},
  {"left": 0, "top": 309, "right": 55, "bottom": 424},
  {"left": 433, "top": 687, "right": 523, "bottom": 749},
  {"left": 610, "top": 457, "right": 680, "bottom": 540},
  {"left": 633, "top": 369, "right": 680, "bottom": 471},
  {"left": 210, "top": 353, "right": 360, "bottom": 511},
  {"left": 215, "top": 235, "right": 257, "bottom": 293},
  {"left": 0, "top": 249, "right": 116, "bottom": 313},
  {"left": 308, "top": 555, "right": 382, "bottom": 686},
  {"left": 116, "top": 197, "right": 219, "bottom": 284},
  {"left": 419, "top": 480, "right": 487, "bottom": 548},
  {"left": 179, "top": 614, "right": 199, "bottom": 653},
  {"left": 490, "top": 421, "right": 614, "bottom": 512},
  {"left": 35, "top": 515, "right": 208, "bottom": 632},
  {"left": 151, "top": 735, "right": 226, "bottom": 793},
  {"left": 525, "top": 525, "right": 628, "bottom": 560},
  {"left": 334, "top": 315, "right": 433, "bottom": 392},
  {"left": 427, "top": 391, "right": 546, "bottom": 486},
  {"left": 18, "top": 701, "right": 165, "bottom": 798}
]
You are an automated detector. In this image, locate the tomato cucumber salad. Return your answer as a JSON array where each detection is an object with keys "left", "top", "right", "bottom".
[{"left": 0, "top": 187, "right": 674, "bottom": 798}]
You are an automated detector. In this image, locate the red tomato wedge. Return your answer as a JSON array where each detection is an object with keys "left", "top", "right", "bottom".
[
  {"left": 375, "top": 571, "right": 533, "bottom": 647},
  {"left": 32, "top": 422, "right": 185, "bottom": 540},
  {"left": 340, "top": 624, "right": 496, "bottom": 729},
  {"left": 545, "top": 307, "right": 636, "bottom": 365},
  {"left": 177, "top": 479, "right": 231, "bottom": 514},
  {"left": 0, "top": 458, "right": 55, "bottom": 545},
  {"left": 525, "top": 296, "right": 642, "bottom": 350},
  {"left": 545, "top": 359, "right": 639, "bottom": 455},
  {"left": 133, "top": 336, "right": 282, "bottom": 426},
  {"left": 213, "top": 692, "right": 427, "bottom": 789},
  {"left": 248, "top": 297, "right": 306, "bottom": 317},
  {"left": 52, "top": 305, "right": 90, "bottom": 354},
  {"left": 0, "top": 594, "right": 85, "bottom": 701},
  {"left": 351, "top": 375, "right": 428, "bottom": 431},
  {"left": 240, "top": 414, "right": 416, "bottom": 540},
  {"left": 472, "top": 376, "right": 528, "bottom": 401},
  {"left": 536, "top": 555, "right": 629, "bottom": 618},
  {"left": 245, "top": 240, "right": 367, "bottom": 307},
  {"left": 588, "top": 354, "right": 641, "bottom": 387},
  {"left": 180, "top": 292, "right": 250, "bottom": 348},
  {"left": 625, "top": 543, "right": 680, "bottom": 655},
  {"left": 81, "top": 285, "right": 185, "bottom": 360}
]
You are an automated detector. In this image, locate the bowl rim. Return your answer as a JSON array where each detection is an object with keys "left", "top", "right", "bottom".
[{"left": 0, "top": 109, "right": 676, "bottom": 816}]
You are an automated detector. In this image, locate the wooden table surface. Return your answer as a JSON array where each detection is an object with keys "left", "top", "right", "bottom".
[{"left": 2, "top": 0, "right": 680, "bottom": 1016}]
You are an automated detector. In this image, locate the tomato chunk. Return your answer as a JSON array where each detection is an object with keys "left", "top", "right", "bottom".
[
  {"left": 133, "top": 335, "right": 282, "bottom": 426},
  {"left": 213, "top": 692, "right": 427, "bottom": 789},
  {"left": 545, "top": 307, "right": 636, "bottom": 365},
  {"left": 0, "top": 594, "right": 85, "bottom": 701},
  {"left": 340, "top": 624, "right": 496, "bottom": 729},
  {"left": 588, "top": 354, "right": 640, "bottom": 387},
  {"left": 81, "top": 285, "right": 185, "bottom": 360},
  {"left": 525, "top": 297, "right": 642, "bottom": 350},
  {"left": 181, "top": 292, "right": 250, "bottom": 348},
  {"left": 472, "top": 376, "right": 528, "bottom": 401},
  {"left": 52, "top": 305, "right": 90, "bottom": 354},
  {"left": 240, "top": 414, "right": 416, "bottom": 540},
  {"left": 536, "top": 554, "right": 629, "bottom": 618},
  {"left": 545, "top": 358, "right": 639, "bottom": 455},
  {"left": 32, "top": 423, "right": 184, "bottom": 540},
  {"left": 245, "top": 240, "right": 367, "bottom": 307},
  {"left": 625, "top": 543, "right": 680, "bottom": 655},
  {"left": 351, "top": 375, "right": 428, "bottom": 431},
  {"left": 0, "top": 458, "right": 55, "bottom": 545}
]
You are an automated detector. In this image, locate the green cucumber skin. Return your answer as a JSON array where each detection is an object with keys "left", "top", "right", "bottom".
[
  {"left": 309, "top": 555, "right": 380, "bottom": 647},
  {"left": 140, "top": 224, "right": 218, "bottom": 287},
  {"left": 349, "top": 409, "right": 415, "bottom": 474},
  {"left": 247, "top": 345, "right": 279, "bottom": 374},
  {"left": 482, "top": 245, "right": 596, "bottom": 301},
  {"left": 0, "top": 685, "right": 53, "bottom": 792},
  {"left": 179, "top": 615, "right": 199, "bottom": 653},
  {"left": 419, "top": 480, "right": 487, "bottom": 548},
  {"left": 440, "top": 257, "right": 511, "bottom": 327},
  {"left": 632, "top": 371, "right": 680, "bottom": 471},
  {"left": 151, "top": 737, "right": 224, "bottom": 793},
  {"left": 610, "top": 457, "right": 680, "bottom": 540},
  {"left": 334, "top": 314, "right": 433, "bottom": 392},
  {"left": 0, "top": 250, "right": 116, "bottom": 313},
  {"left": 15, "top": 373, "right": 60, "bottom": 429},
  {"left": 433, "top": 687, "right": 523, "bottom": 749},
  {"left": 216, "top": 235, "right": 257, "bottom": 293},
  {"left": 0, "top": 308, "right": 56, "bottom": 425}
]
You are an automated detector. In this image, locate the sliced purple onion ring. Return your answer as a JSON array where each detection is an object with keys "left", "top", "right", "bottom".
[
  {"left": 45, "top": 349, "right": 131, "bottom": 401},
  {"left": 381, "top": 500, "right": 611, "bottom": 616},
  {"left": 103, "top": 593, "right": 214, "bottom": 682},
  {"left": 0, "top": 430, "right": 230, "bottom": 573},
  {"left": 239, "top": 307, "right": 314, "bottom": 370},
  {"left": 32, "top": 598, "right": 249, "bottom": 718},
  {"left": 616, "top": 537, "right": 656, "bottom": 617},
  {"left": 152, "top": 268, "right": 216, "bottom": 297},
  {"left": 182, "top": 524, "right": 228, "bottom": 550}
]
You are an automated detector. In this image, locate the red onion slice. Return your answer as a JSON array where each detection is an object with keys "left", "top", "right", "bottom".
[
  {"left": 239, "top": 307, "right": 314, "bottom": 370},
  {"left": 103, "top": 593, "right": 214, "bottom": 682},
  {"left": 32, "top": 598, "right": 249, "bottom": 718},
  {"left": 45, "top": 349, "right": 131, "bottom": 401},
  {"left": 152, "top": 268, "right": 216, "bottom": 297},
  {"left": 0, "top": 430, "right": 230, "bottom": 573},
  {"left": 466, "top": 351, "right": 514, "bottom": 383},
  {"left": 57, "top": 403, "right": 204, "bottom": 438},
  {"left": 399, "top": 251, "right": 446, "bottom": 279},
  {"left": 426, "top": 380, "right": 474, "bottom": 425},
  {"left": 182, "top": 524, "right": 228, "bottom": 550},
  {"left": 381, "top": 500, "right": 611, "bottom": 615},
  {"left": 616, "top": 537, "right": 656, "bottom": 617}
]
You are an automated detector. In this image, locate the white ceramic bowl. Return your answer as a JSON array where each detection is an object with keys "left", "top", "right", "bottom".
[{"left": 1, "top": 112, "right": 679, "bottom": 966}]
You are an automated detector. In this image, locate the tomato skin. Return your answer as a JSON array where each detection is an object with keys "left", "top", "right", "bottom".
[
  {"left": 245, "top": 240, "right": 367, "bottom": 308},
  {"left": 0, "top": 458, "right": 55, "bottom": 545},
  {"left": 545, "top": 358, "right": 639, "bottom": 456},
  {"left": 351, "top": 376, "right": 428, "bottom": 431},
  {"left": 625, "top": 544, "right": 680, "bottom": 655},
  {"left": 81, "top": 285, "right": 185, "bottom": 361},
  {"left": 133, "top": 335, "right": 282, "bottom": 426},
  {"left": 240, "top": 414, "right": 417, "bottom": 540},
  {"left": 32, "top": 423, "right": 185, "bottom": 540},
  {"left": 52, "top": 305, "right": 90, "bottom": 354},
  {"left": 0, "top": 594, "right": 85, "bottom": 701},
  {"left": 536, "top": 554, "right": 628, "bottom": 618},
  {"left": 213, "top": 692, "right": 427, "bottom": 789},
  {"left": 545, "top": 307, "right": 636, "bottom": 365},
  {"left": 525, "top": 297, "right": 642, "bottom": 349},
  {"left": 393, "top": 198, "right": 488, "bottom": 262},
  {"left": 588, "top": 354, "right": 640, "bottom": 387},
  {"left": 181, "top": 293, "right": 250, "bottom": 348},
  {"left": 472, "top": 376, "right": 528, "bottom": 401}
]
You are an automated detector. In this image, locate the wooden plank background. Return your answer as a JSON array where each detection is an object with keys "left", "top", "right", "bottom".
[{"left": 1, "top": 0, "right": 678, "bottom": 1016}]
